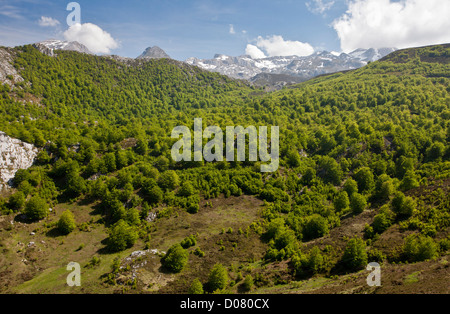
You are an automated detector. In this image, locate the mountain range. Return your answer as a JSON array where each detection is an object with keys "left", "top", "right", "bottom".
[
  {"left": 186, "top": 48, "right": 397, "bottom": 88},
  {"left": 33, "top": 40, "right": 396, "bottom": 87}
]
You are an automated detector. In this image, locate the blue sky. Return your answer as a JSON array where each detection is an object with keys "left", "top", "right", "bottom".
[{"left": 1, "top": 0, "right": 449, "bottom": 60}]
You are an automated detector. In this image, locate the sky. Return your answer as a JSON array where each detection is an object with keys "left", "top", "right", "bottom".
[{"left": 0, "top": 0, "right": 449, "bottom": 60}]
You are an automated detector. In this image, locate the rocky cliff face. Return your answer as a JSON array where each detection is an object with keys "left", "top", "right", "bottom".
[
  {"left": 0, "top": 132, "right": 39, "bottom": 190},
  {"left": 0, "top": 47, "right": 24, "bottom": 86}
]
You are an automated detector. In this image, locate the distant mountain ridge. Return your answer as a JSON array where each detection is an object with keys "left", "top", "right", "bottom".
[
  {"left": 33, "top": 40, "right": 92, "bottom": 56},
  {"left": 186, "top": 48, "right": 397, "bottom": 87}
]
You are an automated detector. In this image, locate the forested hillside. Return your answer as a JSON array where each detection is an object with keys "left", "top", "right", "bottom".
[{"left": 0, "top": 44, "right": 448, "bottom": 294}]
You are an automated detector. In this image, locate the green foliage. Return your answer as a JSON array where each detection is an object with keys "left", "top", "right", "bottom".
[
  {"left": 303, "top": 214, "right": 329, "bottom": 241},
  {"left": 8, "top": 191, "right": 26, "bottom": 211},
  {"left": 343, "top": 179, "right": 359, "bottom": 197},
  {"left": 391, "top": 192, "right": 416, "bottom": 220},
  {"left": 161, "top": 243, "right": 189, "bottom": 273},
  {"left": 350, "top": 193, "right": 367, "bottom": 215},
  {"left": 333, "top": 191, "right": 350, "bottom": 212},
  {"left": 242, "top": 275, "right": 254, "bottom": 292},
  {"left": 372, "top": 211, "right": 393, "bottom": 234},
  {"left": 158, "top": 170, "right": 180, "bottom": 191},
  {"left": 342, "top": 237, "right": 368, "bottom": 271},
  {"left": 107, "top": 220, "right": 138, "bottom": 252},
  {"left": 354, "top": 167, "right": 375, "bottom": 194},
  {"left": 208, "top": 263, "right": 229, "bottom": 292},
  {"left": 58, "top": 210, "right": 76, "bottom": 235},
  {"left": 24, "top": 196, "right": 48, "bottom": 221},
  {"left": 403, "top": 234, "right": 439, "bottom": 262},
  {"left": 181, "top": 234, "right": 197, "bottom": 249},
  {"left": 188, "top": 278, "right": 204, "bottom": 294},
  {"left": 0, "top": 43, "right": 448, "bottom": 291}
]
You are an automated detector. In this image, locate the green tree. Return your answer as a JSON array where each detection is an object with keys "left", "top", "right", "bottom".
[
  {"left": 242, "top": 275, "right": 254, "bottom": 292},
  {"left": 391, "top": 192, "right": 415, "bottom": 220},
  {"left": 58, "top": 210, "right": 76, "bottom": 235},
  {"left": 350, "top": 193, "right": 367, "bottom": 215},
  {"left": 333, "top": 191, "right": 350, "bottom": 212},
  {"left": 188, "top": 278, "right": 204, "bottom": 294},
  {"left": 158, "top": 170, "right": 180, "bottom": 191},
  {"left": 208, "top": 263, "right": 229, "bottom": 292},
  {"left": 399, "top": 170, "right": 420, "bottom": 191},
  {"left": 161, "top": 243, "right": 189, "bottom": 273},
  {"left": 303, "top": 214, "right": 329, "bottom": 240},
  {"left": 342, "top": 236, "right": 368, "bottom": 271},
  {"left": 286, "top": 149, "right": 301, "bottom": 168},
  {"left": 146, "top": 185, "right": 163, "bottom": 204},
  {"left": 8, "top": 191, "right": 26, "bottom": 211},
  {"left": 343, "top": 178, "right": 358, "bottom": 196},
  {"left": 372, "top": 212, "right": 392, "bottom": 234},
  {"left": 403, "top": 234, "right": 439, "bottom": 262},
  {"left": 318, "top": 156, "right": 343, "bottom": 185},
  {"left": 24, "top": 196, "right": 48, "bottom": 221},
  {"left": 354, "top": 167, "right": 375, "bottom": 193},
  {"left": 178, "top": 181, "right": 195, "bottom": 197},
  {"left": 107, "top": 220, "right": 138, "bottom": 252}
]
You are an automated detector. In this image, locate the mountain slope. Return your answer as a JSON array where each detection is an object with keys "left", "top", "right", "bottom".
[{"left": 0, "top": 43, "right": 448, "bottom": 295}]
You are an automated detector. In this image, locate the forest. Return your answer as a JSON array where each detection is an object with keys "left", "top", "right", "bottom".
[{"left": 0, "top": 43, "right": 448, "bottom": 294}]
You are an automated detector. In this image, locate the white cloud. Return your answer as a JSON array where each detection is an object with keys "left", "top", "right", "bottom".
[
  {"left": 245, "top": 44, "right": 267, "bottom": 59},
  {"left": 333, "top": 0, "right": 450, "bottom": 52},
  {"left": 38, "top": 16, "right": 60, "bottom": 27},
  {"left": 63, "top": 23, "right": 119, "bottom": 54},
  {"left": 306, "top": 0, "right": 335, "bottom": 15},
  {"left": 229, "top": 24, "right": 236, "bottom": 35},
  {"left": 253, "top": 35, "right": 314, "bottom": 57}
]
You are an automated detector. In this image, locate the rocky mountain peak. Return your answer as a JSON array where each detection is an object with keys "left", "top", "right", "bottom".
[
  {"left": 33, "top": 40, "right": 92, "bottom": 56},
  {"left": 137, "top": 46, "right": 171, "bottom": 59}
]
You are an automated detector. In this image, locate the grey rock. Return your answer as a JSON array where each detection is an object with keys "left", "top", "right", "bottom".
[
  {"left": 185, "top": 48, "right": 397, "bottom": 87},
  {"left": 0, "top": 132, "right": 39, "bottom": 190},
  {"left": 137, "top": 46, "right": 171, "bottom": 59},
  {"left": 33, "top": 40, "right": 93, "bottom": 56}
]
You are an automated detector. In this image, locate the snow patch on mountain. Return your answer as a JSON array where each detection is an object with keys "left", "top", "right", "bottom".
[{"left": 185, "top": 48, "right": 397, "bottom": 83}]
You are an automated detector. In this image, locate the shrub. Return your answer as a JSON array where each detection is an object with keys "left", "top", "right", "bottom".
[
  {"left": 306, "top": 246, "right": 324, "bottom": 274},
  {"left": 208, "top": 263, "right": 229, "bottom": 292},
  {"left": 350, "top": 193, "right": 367, "bottom": 215},
  {"left": 303, "top": 214, "right": 329, "bottom": 240},
  {"left": 354, "top": 167, "right": 375, "bottom": 193},
  {"left": 181, "top": 234, "right": 197, "bottom": 249},
  {"left": 161, "top": 243, "right": 189, "bottom": 273},
  {"left": 342, "top": 237, "right": 368, "bottom": 271},
  {"left": 107, "top": 220, "right": 138, "bottom": 252},
  {"left": 333, "top": 191, "right": 350, "bottom": 212},
  {"left": 403, "top": 234, "right": 439, "bottom": 262},
  {"left": 146, "top": 185, "right": 163, "bottom": 205},
  {"left": 391, "top": 192, "right": 416, "bottom": 219},
  {"left": 188, "top": 278, "right": 204, "bottom": 294},
  {"left": 242, "top": 275, "right": 254, "bottom": 292},
  {"left": 158, "top": 170, "right": 180, "bottom": 191},
  {"left": 8, "top": 192, "right": 26, "bottom": 211},
  {"left": 372, "top": 212, "right": 393, "bottom": 234},
  {"left": 24, "top": 196, "right": 48, "bottom": 221},
  {"left": 343, "top": 178, "right": 358, "bottom": 196},
  {"left": 178, "top": 181, "right": 195, "bottom": 197},
  {"left": 58, "top": 210, "right": 76, "bottom": 235}
]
